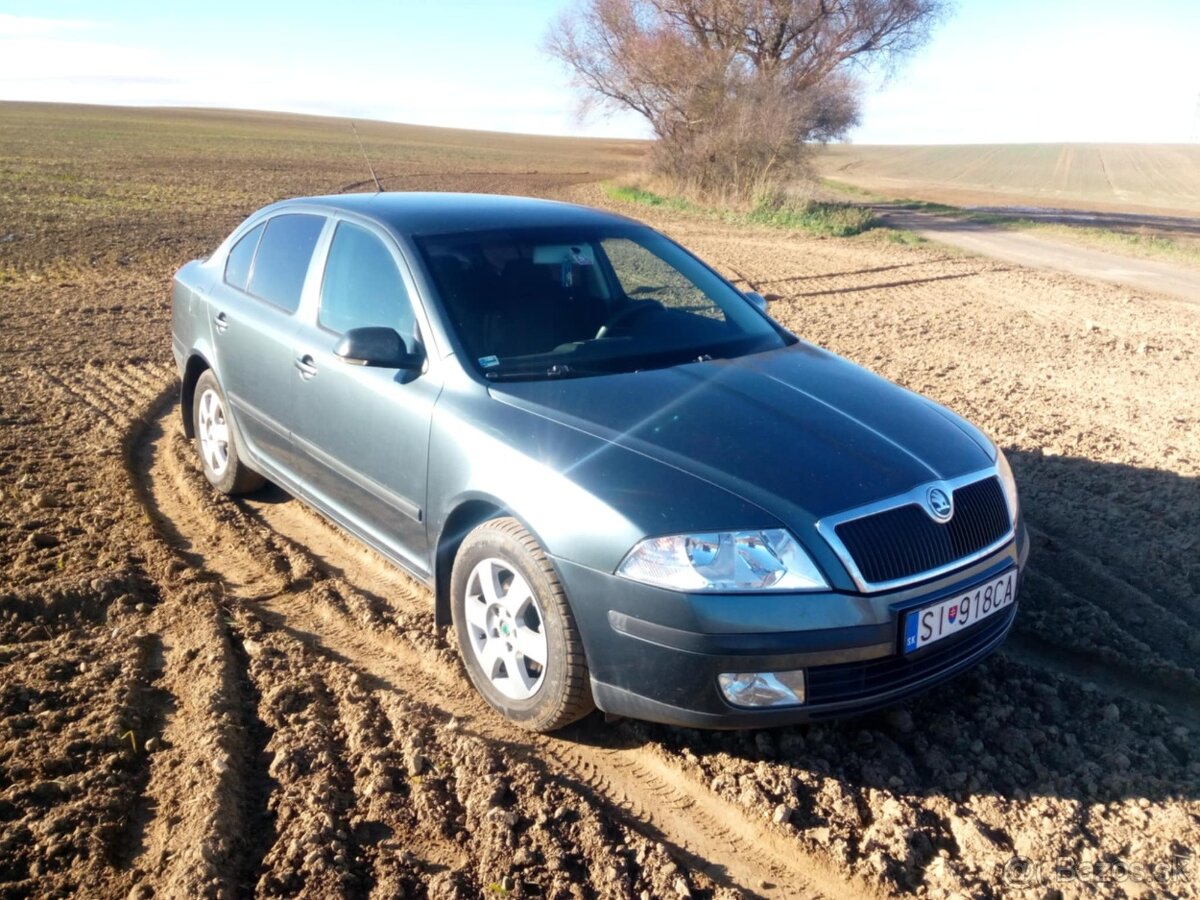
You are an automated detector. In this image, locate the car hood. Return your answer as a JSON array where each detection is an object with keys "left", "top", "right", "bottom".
[{"left": 488, "top": 342, "right": 995, "bottom": 524}]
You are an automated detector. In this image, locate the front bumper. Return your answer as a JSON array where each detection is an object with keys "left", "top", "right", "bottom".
[{"left": 557, "top": 522, "right": 1029, "bottom": 729}]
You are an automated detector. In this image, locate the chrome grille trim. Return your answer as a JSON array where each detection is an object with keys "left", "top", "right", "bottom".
[{"left": 816, "top": 466, "right": 1016, "bottom": 593}]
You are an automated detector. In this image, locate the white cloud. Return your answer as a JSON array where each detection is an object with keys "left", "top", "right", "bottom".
[{"left": 0, "top": 14, "right": 94, "bottom": 37}]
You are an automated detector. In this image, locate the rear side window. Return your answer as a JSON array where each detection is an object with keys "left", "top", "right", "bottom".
[
  {"left": 247, "top": 213, "right": 326, "bottom": 312},
  {"left": 223, "top": 222, "right": 264, "bottom": 291},
  {"left": 319, "top": 222, "right": 416, "bottom": 340}
]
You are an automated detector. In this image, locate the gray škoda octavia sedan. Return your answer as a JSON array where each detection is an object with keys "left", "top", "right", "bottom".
[{"left": 171, "top": 193, "right": 1027, "bottom": 732}]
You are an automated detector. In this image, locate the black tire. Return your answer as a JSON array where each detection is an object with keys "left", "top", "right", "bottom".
[
  {"left": 192, "top": 369, "right": 265, "bottom": 495},
  {"left": 451, "top": 518, "right": 594, "bottom": 732}
]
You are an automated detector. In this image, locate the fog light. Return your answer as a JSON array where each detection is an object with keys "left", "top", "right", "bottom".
[{"left": 718, "top": 670, "right": 806, "bottom": 708}]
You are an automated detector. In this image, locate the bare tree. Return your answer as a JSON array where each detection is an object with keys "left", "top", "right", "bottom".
[{"left": 546, "top": 0, "right": 946, "bottom": 200}]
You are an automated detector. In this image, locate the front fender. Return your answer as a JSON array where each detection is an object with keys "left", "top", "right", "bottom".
[{"left": 426, "top": 389, "right": 774, "bottom": 577}]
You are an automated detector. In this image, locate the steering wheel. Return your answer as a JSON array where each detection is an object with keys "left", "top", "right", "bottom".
[{"left": 595, "top": 300, "right": 663, "bottom": 339}]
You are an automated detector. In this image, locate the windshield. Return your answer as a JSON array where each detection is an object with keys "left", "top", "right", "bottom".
[{"left": 415, "top": 224, "right": 789, "bottom": 380}]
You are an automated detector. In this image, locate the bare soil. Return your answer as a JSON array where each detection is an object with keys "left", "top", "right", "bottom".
[{"left": 1, "top": 104, "right": 1197, "bottom": 899}]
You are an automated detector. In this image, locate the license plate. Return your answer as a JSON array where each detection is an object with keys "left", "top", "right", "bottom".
[{"left": 903, "top": 569, "right": 1017, "bottom": 653}]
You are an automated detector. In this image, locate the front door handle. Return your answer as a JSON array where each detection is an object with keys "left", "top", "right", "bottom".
[
  {"left": 214, "top": 311, "right": 229, "bottom": 334},
  {"left": 294, "top": 354, "right": 318, "bottom": 379}
]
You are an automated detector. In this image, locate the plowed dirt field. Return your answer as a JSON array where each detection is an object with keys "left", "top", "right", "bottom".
[{"left": 2, "top": 104, "right": 1197, "bottom": 899}]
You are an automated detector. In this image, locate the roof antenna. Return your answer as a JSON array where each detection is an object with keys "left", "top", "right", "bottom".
[{"left": 351, "top": 120, "right": 383, "bottom": 193}]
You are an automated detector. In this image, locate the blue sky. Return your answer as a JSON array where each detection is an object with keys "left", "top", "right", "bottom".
[{"left": 1, "top": 0, "right": 1197, "bottom": 143}]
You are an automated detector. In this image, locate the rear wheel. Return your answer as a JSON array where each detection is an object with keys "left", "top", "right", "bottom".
[
  {"left": 451, "top": 518, "right": 594, "bottom": 732},
  {"left": 192, "top": 369, "right": 264, "bottom": 495}
]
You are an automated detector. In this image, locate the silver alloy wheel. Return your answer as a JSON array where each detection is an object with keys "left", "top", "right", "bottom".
[
  {"left": 463, "top": 557, "right": 548, "bottom": 700},
  {"left": 196, "top": 387, "right": 231, "bottom": 479}
]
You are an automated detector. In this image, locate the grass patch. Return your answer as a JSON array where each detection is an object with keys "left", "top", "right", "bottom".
[
  {"left": 894, "top": 199, "right": 962, "bottom": 215},
  {"left": 603, "top": 181, "right": 876, "bottom": 237},
  {"left": 601, "top": 182, "right": 699, "bottom": 212},
  {"left": 890, "top": 199, "right": 1023, "bottom": 225},
  {"left": 746, "top": 198, "right": 875, "bottom": 237},
  {"left": 860, "top": 227, "right": 927, "bottom": 246}
]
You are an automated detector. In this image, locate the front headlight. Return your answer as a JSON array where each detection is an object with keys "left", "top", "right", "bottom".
[
  {"left": 616, "top": 529, "right": 828, "bottom": 592},
  {"left": 995, "top": 447, "right": 1020, "bottom": 521}
]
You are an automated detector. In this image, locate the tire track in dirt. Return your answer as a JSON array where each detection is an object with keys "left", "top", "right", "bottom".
[
  {"left": 119, "top": 379, "right": 284, "bottom": 898},
  {"left": 136, "top": 397, "right": 872, "bottom": 900},
  {"left": 40, "top": 366, "right": 178, "bottom": 886},
  {"left": 0, "top": 361, "right": 229, "bottom": 898},
  {"left": 125, "top": 393, "right": 427, "bottom": 898},
  {"left": 550, "top": 740, "right": 848, "bottom": 897},
  {"left": 110, "top": 632, "right": 169, "bottom": 869},
  {"left": 28, "top": 362, "right": 176, "bottom": 437},
  {"left": 220, "top": 615, "right": 281, "bottom": 895},
  {"left": 35, "top": 369, "right": 128, "bottom": 429},
  {"left": 140, "top": 420, "right": 753, "bottom": 897},
  {"left": 254, "top": 593, "right": 863, "bottom": 900},
  {"left": 231, "top": 503, "right": 866, "bottom": 898}
]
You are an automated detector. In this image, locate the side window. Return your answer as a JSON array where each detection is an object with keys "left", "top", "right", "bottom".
[
  {"left": 224, "top": 222, "right": 264, "bottom": 291},
  {"left": 319, "top": 222, "right": 416, "bottom": 341},
  {"left": 247, "top": 213, "right": 326, "bottom": 312}
]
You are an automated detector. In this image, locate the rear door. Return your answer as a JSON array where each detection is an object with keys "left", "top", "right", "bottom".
[
  {"left": 289, "top": 219, "right": 440, "bottom": 575},
  {"left": 209, "top": 212, "right": 326, "bottom": 479}
]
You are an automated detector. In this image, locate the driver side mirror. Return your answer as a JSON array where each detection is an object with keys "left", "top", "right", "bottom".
[
  {"left": 744, "top": 290, "right": 782, "bottom": 313},
  {"left": 744, "top": 290, "right": 768, "bottom": 312},
  {"left": 334, "top": 326, "right": 422, "bottom": 370}
]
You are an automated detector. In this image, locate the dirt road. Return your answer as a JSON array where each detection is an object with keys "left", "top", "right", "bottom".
[
  {"left": 872, "top": 205, "right": 1200, "bottom": 304},
  {"left": 2, "top": 106, "right": 1198, "bottom": 899}
]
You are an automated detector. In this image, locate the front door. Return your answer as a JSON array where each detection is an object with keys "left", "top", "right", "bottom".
[{"left": 290, "top": 220, "right": 439, "bottom": 576}]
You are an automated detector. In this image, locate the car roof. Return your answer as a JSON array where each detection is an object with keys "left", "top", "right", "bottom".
[{"left": 277, "top": 192, "right": 640, "bottom": 237}]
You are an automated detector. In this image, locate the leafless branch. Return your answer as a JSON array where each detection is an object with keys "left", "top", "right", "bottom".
[{"left": 546, "top": 0, "right": 946, "bottom": 198}]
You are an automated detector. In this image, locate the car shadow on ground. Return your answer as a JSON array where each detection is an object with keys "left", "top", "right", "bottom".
[
  {"left": 750, "top": 259, "right": 963, "bottom": 290},
  {"left": 793, "top": 269, "right": 995, "bottom": 298}
]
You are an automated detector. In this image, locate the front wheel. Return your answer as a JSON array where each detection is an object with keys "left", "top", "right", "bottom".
[
  {"left": 451, "top": 518, "right": 594, "bottom": 732},
  {"left": 192, "top": 369, "right": 264, "bottom": 495}
]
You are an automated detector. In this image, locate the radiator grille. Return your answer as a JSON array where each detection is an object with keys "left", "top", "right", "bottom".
[{"left": 834, "top": 476, "right": 1011, "bottom": 586}]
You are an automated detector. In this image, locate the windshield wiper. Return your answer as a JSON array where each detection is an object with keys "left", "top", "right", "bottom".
[{"left": 484, "top": 363, "right": 610, "bottom": 382}]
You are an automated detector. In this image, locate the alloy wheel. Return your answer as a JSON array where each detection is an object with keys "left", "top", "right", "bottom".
[
  {"left": 197, "top": 387, "right": 231, "bottom": 479},
  {"left": 462, "top": 557, "right": 548, "bottom": 700}
]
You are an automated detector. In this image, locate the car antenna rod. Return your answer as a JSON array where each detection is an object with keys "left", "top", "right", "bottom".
[{"left": 351, "top": 120, "right": 383, "bottom": 192}]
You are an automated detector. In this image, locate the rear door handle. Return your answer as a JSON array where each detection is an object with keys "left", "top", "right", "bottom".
[
  {"left": 213, "top": 311, "right": 229, "bottom": 334},
  {"left": 294, "top": 354, "right": 318, "bottom": 379}
]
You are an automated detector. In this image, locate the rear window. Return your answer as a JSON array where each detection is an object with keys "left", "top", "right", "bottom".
[
  {"left": 247, "top": 213, "right": 326, "bottom": 312},
  {"left": 223, "top": 222, "right": 264, "bottom": 291}
]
